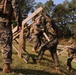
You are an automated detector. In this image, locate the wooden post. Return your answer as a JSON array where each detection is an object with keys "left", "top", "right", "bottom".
[
  {"left": 43, "top": 32, "right": 50, "bottom": 41},
  {"left": 12, "top": 7, "right": 43, "bottom": 59}
]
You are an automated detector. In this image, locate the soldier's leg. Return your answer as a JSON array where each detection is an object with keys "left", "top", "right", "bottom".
[
  {"left": 34, "top": 44, "right": 48, "bottom": 63},
  {"left": 37, "top": 41, "right": 55, "bottom": 60},
  {"left": 37, "top": 46, "right": 46, "bottom": 60},
  {"left": 36, "top": 37, "right": 42, "bottom": 52},
  {"left": 1, "top": 28, "right": 12, "bottom": 63},
  {"left": 32, "top": 36, "right": 39, "bottom": 52},
  {"left": 66, "top": 53, "right": 73, "bottom": 71},
  {"left": 0, "top": 25, "right": 12, "bottom": 73},
  {"left": 49, "top": 46, "right": 60, "bottom": 71}
]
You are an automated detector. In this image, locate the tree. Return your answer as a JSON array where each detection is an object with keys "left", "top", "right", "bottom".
[
  {"left": 43, "top": 0, "right": 55, "bottom": 15},
  {"left": 20, "top": 0, "right": 36, "bottom": 19},
  {"left": 63, "top": 26, "right": 71, "bottom": 38},
  {"left": 52, "top": 4, "right": 68, "bottom": 26},
  {"left": 35, "top": 2, "right": 43, "bottom": 9}
]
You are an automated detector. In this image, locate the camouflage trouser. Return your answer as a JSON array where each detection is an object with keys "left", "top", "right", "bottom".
[
  {"left": 0, "top": 22, "right": 12, "bottom": 63},
  {"left": 33, "top": 35, "right": 41, "bottom": 51},
  {"left": 30, "top": 34, "right": 41, "bottom": 51},
  {"left": 66, "top": 50, "right": 76, "bottom": 70},
  {"left": 37, "top": 38, "right": 60, "bottom": 67}
]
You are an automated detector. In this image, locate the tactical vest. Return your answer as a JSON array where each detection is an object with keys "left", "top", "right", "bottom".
[{"left": 0, "top": 0, "right": 12, "bottom": 14}]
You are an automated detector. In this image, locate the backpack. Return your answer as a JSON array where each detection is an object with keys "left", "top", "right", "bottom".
[{"left": 0, "top": 0, "right": 12, "bottom": 14}]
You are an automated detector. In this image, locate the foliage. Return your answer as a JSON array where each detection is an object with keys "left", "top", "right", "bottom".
[
  {"left": 20, "top": 0, "right": 36, "bottom": 19},
  {"left": 68, "top": 23, "right": 76, "bottom": 39},
  {"left": 50, "top": 0, "right": 76, "bottom": 39},
  {"left": 35, "top": 2, "right": 43, "bottom": 9},
  {"left": 18, "top": 0, "right": 76, "bottom": 39},
  {"left": 43, "top": 0, "right": 55, "bottom": 15},
  {"left": 63, "top": 26, "right": 71, "bottom": 38}
]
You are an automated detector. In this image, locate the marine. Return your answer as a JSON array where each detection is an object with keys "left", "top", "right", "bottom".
[{"left": 0, "top": 0, "right": 22, "bottom": 73}]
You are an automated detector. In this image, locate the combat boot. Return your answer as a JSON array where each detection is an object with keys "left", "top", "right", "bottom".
[
  {"left": 2, "top": 63, "right": 11, "bottom": 73},
  {"left": 67, "top": 66, "right": 72, "bottom": 72},
  {"left": 55, "top": 67, "right": 61, "bottom": 73},
  {"left": 32, "top": 57, "right": 41, "bottom": 63}
]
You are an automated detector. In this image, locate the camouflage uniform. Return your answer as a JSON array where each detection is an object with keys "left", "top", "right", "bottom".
[
  {"left": 36, "top": 17, "right": 60, "bottom": 69},
  {"left": 0, "top": 0, "right": 21, "bottom": 64},
  {"left": 66, "top": 39, "right": 76, "bottom": 71},
  {"left": 30, "top": 19, "right": 43, "bottom": 52}
]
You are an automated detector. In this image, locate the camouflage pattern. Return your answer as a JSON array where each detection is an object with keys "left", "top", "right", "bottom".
[
  {"left": 37, "top": 18, "right": 60, "bottom": 68},
  {"left": 66, "top": 39, "right": 76, "bottom": 71},
  {"left": 0, "top": 0, "right": 21, "bottom": 63},
  {"left": 0, "top": 21, "right": 12, "bottom": 63},
  {"left": 30, "top": 20, "right": 43, "bottom": 51},
  {"left": 12, "top": 0, "right": 22, "bottom": 26}
]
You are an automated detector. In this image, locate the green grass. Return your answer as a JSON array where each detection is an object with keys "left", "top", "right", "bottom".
[{"left": 0, "top": 42, "right": 76, "bottom": 75}]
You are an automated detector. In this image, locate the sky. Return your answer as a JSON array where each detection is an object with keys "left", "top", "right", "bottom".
[{"left": 35, "top": 0, "right": 71, "bottom": 5}]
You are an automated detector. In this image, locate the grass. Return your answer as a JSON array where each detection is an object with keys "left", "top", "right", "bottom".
[{"left": 0, "top": 41, "right": 76, "bottom": 75}]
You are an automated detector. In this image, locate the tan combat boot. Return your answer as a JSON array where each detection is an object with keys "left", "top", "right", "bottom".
[
  {"left": 55, "top": 67, "right": 61, "bottom": 73},
  {"left": 2, "top": 63, "right": 11, "bottom": 73}
]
